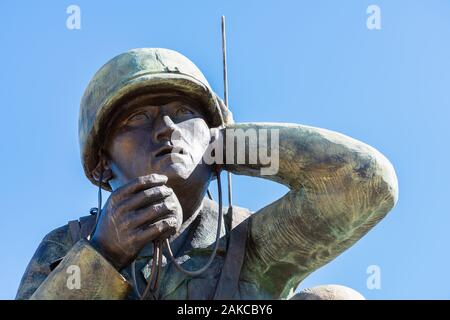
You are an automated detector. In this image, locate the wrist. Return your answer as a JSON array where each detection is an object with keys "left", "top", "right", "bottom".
[{"left": 88, "top": 237, "right": 125, "bottom": 271}]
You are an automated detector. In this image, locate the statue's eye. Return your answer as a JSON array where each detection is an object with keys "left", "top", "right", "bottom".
[
  {"left": 126, "top": 112, "right": 149, "bottom": 125},
  {"left": 175, "top": 105, "right": 194, "bottom": 117}
]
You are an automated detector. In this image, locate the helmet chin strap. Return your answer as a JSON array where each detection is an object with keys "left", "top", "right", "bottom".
[{"left": 88, "top": 169, "right": 103, "bottom": 241}]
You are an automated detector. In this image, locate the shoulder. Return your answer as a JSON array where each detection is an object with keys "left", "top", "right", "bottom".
[
  {"left": 42, "top": 224, "right": 71, "bottom": 248},
  {"left": 191, "top": 197, "right": 252, "bottom": 251},
  {"left": 43, "top": 213, "right": 94, "bottom": 246},
  {"left": 27, "top": 214, "right": 94, "bottom": 267},
  {"left": 201, "top": 197, "right": 253, "bottom": 228}
]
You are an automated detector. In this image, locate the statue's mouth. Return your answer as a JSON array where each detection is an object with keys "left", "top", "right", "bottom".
[{"left": 154, "top": 144, "right": 185, "bottom": 158}]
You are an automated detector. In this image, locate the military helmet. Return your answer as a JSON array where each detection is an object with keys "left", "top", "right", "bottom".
[{"left": 79, "top": 48, "right": 233, "bottom": 190}]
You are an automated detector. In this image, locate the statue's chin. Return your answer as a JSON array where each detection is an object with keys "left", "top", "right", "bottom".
[
  {"left": 164, "top": 162, "right": 193, "bottom": 181},
  {"left": 161, "top": 153, "right": 204, "bottom": 181},
  {"left": 165, "top": 162, "right": 212, "bottom": 197}
]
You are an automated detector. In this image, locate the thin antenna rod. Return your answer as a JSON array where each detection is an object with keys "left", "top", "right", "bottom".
[{"left": 221, "top": 15, "right": 233, "bottom": 208}]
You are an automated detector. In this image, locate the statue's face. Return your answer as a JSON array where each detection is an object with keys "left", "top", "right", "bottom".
[{"left": 103, "top": 92, "right": 213, "bottom": 214}]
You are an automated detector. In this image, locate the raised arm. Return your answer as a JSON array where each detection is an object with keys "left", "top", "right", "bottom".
[{"left": 222, "top": 122, "right": 398, "bottom": 298}]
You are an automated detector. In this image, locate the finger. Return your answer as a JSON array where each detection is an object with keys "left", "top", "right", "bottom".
[
  {"left": 119, "top": 185, "right": 173, "bottom": 212},
  {"left": 134, "top": 217, "right": 178, "bottom": 244},
  {"left": 128, "top": 200, "right": 171, "bottom": 230},
  {"left": 112, "top": 174, "right": 168, "bottom": 201}
]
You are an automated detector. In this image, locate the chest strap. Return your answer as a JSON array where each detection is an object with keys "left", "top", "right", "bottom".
[
  {"left": 68, "top": 215, "right": 96, "bottom": 244},
  {"left": 213, "top": 207, "right": 251, "bottom": 300}
]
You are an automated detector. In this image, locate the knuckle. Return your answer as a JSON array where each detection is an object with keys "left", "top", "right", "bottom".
[
  {"left": 155, "top": 221, "right": 165, "bottom": 233},
  {"left": 137, "top": 176, "right": 146, "bottom": 185},
  {"left": 161, "top": 218, "right": 169, "bottom": 228},
  {"left": 136, "top": 174, "right": 157, "bottom": 186},
  {"left": 154, "top": 201, "right": 167, "bottom": 214},
  {"left": 137, "top": 175, "right": 152, "bottom": 185},
  {"left": 164, "top": 217, "right": 178, "bottom": 234},
  {"left": 160, "top": 185, "right": 172, "bottom": 195},
  {"left": 162, "top": 198, "right": 173, "bottom": 211},
  {"left": 166, "top": 198, "right": 179, "bottom": 212},
  {"left": 146, "top": 173, "right": 163, "bottom": 183},
  {"left": 143, "top": 188, "right": 155, "bottom": 198}
]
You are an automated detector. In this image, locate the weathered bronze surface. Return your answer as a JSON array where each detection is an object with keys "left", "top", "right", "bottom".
[{"left": 16, "top": 48, "right": 398, "bottom": 300}]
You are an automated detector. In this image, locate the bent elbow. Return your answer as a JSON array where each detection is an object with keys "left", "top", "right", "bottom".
[
  {"left": 357, "top": 146, "right": 399, "bottom": 217},
  {"left": 374, "top": 149, "right": 398, "bottom": 208}
]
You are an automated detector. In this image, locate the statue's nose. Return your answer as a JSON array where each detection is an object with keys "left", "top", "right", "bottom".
[{"left": 152, "top": 114, "right": 176, "bottom": 143}]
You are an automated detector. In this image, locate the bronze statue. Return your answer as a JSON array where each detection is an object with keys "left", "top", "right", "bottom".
[{"left": 16, "top": 48, "right": 398, "bottom": 300}]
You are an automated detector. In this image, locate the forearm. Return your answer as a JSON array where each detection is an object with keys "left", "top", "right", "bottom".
[
  {"left": 30, "top": 239, "right": 131, "bottom": 300},
  {"left": 223, "top": 122, "right": 398, "bottom": 195}
]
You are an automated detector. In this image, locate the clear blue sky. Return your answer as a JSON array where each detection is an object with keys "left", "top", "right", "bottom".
[{"left": 1, "top": 0, "right": 449, "bottom": 299}]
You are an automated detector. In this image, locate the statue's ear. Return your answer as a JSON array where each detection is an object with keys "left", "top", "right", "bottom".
[{"left": 92, "top": 157, "right": 113, "bottom": 184}]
